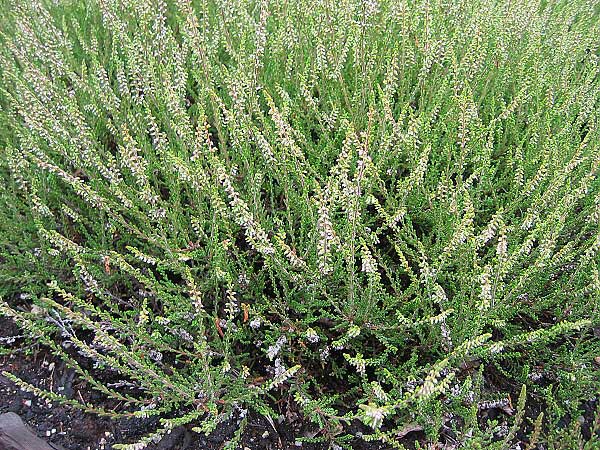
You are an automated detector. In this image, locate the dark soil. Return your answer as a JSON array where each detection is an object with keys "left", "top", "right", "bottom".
[{"left": 0, "top": 317, "right": 396, "bottom": 450}]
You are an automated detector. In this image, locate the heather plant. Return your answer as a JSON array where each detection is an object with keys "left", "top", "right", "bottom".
[{"left": 0, "top": 0, "right": 599, "bottom": 448}]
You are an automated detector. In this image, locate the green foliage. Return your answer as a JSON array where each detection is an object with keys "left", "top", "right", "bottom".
[{"left": 1, "top": 0, "right": 599, "bottom": 447}]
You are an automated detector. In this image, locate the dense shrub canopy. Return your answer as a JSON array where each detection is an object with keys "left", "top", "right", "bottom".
[{"left": 1, "top": 0, "right": 599, "bottom": 448}]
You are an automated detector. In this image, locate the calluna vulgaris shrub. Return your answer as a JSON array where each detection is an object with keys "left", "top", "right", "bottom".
[{"left": 1, "top": 0, "right": 600, "bottom": 448}]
